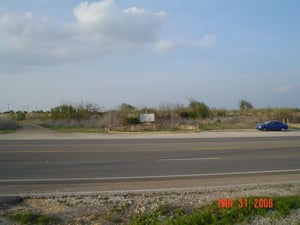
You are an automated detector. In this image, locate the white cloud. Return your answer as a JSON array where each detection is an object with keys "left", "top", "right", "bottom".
[
  {"left": 154, "top": 35, "right": 216, "bottom": 53},
  {"left": 0, "top": 0, "right": 166, "bottom": 70},
  {"left": 154, "top": 41, "right": 184, "bottom": 53},
  {"left": 274, "top": 84, "right": 299, "bottom": 93},
  {"left": 73, "top": 0, "right": 166, "bottom": 43},
  {"left": 123, "top": 7, "right": 146, "bottom": 14},
  {"left": 74, "top": 0, "right": 116, "bottom": 27}
]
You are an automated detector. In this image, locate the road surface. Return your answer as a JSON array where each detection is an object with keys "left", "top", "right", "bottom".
[{"left": 0, "top": 135, "right": 299, "bottom": 195}]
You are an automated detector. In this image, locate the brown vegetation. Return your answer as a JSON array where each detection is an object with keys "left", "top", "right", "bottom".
[{"left": 1, "top": 100, "right": 300, "bottom": 132}]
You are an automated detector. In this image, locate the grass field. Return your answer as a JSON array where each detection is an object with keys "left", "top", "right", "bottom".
[
  {"left": 1, "top": 108, "right": 299, "bottom": 133},
  {"left": 129, "top": 196, "right": 300, "bottom": 225}
]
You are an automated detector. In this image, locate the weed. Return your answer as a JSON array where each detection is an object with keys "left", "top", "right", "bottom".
[
  {"left": 111, "top": 205, "right": 123, "bottom": 213},
  {"left": 121, "top": 202, "right": 132, "bottom": 210},
  {"left": 8, "top": 210, "right": 60, "bottom": 225},
  {"left": 104, "top": 212, "right": 111, "bottom": 220},
  {"left": 129, "top": 195, "right": 300, "bottom": 225}
]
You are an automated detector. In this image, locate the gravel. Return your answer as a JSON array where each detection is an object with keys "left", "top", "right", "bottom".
[{"left": 1, "top": 182, "right": 299, "bottom": 225}]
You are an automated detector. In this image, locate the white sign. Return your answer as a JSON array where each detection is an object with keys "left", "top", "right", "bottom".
[{"left": 140, "top": 113, "right": 155, "bottom": 123}]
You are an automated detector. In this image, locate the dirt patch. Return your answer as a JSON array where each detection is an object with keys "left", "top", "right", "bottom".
[{"left": 16, "top": 124, "right": 55, "bottom": 134}]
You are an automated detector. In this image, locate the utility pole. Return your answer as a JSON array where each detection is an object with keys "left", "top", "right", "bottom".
[{"left": 7, "top": 104, "right": 10, "bottom": 111}]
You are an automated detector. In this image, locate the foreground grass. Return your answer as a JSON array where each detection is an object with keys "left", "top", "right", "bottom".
[
  {"left": 0, "top": 129, "right": 17, "bottom": 134},
  {"left": 129, "top": 196, "right": 300, "bottom": 225},
  {"left": 8, "top": 210, "right": 60, "bottom": 225},
  {"left": 4, "top": 195, "right": 299, "bottom": 225}
]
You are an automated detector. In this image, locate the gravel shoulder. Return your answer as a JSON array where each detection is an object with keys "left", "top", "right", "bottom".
[{"left": 0, "top": 180, "right": 299, "bottom": 225}]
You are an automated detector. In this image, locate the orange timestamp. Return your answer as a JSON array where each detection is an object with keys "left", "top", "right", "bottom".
[{"left": 218, "top": 198, "right": 274, "bottom": 209}]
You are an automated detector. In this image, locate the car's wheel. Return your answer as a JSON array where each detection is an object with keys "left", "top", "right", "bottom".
[
  {"left": 263, "top": 128, "right": 266, "bottom": 131},
  {"left": 281, "top": 128, "right": 286, "bottom": 132}
]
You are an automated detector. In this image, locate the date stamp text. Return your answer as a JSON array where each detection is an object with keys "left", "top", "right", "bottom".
[{"left": 218, "top": 198, "right": 274, "bottom": 209}]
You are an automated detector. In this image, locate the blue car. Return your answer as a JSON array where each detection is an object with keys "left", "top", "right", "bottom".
[{"left": 256, "top": 120, "right": 288, "bottom": 131}]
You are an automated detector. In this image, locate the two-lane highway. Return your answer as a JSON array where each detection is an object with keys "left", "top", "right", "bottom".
[{"left": 0, "top": 136, "right": 299, "bottom": 182}]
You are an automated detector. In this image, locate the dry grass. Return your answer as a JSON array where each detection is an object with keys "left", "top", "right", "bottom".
[
  {"left": 1, "top": 108, "right": 300, "bottom": 133},
  {"left": 0, "top": 119, "right": 18, "bottom": 131}
]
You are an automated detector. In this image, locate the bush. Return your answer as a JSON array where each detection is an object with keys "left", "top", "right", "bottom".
[
  {"left": 8, "top": 210, "right": 60, "bottom": 225},
  {"left": 188, "top": 100, "right": 211, "bottom": 118},
  {"left": 197, "top": 102, "right": 210, "bottom": 118},
  {"left": 50, "top": 103, "right": 101, "bottom": 120},
  {"left": 274, "top": 109, "right": 293, "bottom": 121},
  {"left": 51, "top": 105, "right": 78, "bottom": 119},
  {"left": 179, "top": 111, "right": 189, "bottom": 119},
  {"left": 125, "top": 117, "right": 140, "bottom": 125},
  {"left": 16, "top": 111, "right": 26, "bottom": 120},
  {"left": 7, "top": 111, "right": 26, "bottom": 121},
  {"left": 239, "top": 100, "right": 254, "bottom": 111}
]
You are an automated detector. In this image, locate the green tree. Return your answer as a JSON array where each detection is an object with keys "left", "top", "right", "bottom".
[
  {"left": 16, "top": 111, "right": 26, "bottom": 120},
  {"left": 188, "top": 100, "right": 210, "bottom": 118},
  {"left": 239, "top": 100, "right": 254, "bottom": 111},
  {"left": 9, "top": 111, "right": 26, "bottom": 121},
  {"left": 50, "top": 104, "right": 77, "bottom": 119},
  {"left": 77, "top": 102, "right": 100, "bottom": 118},
  {"left": 119, "top": 103, "right": 135, "bottom": 112}
]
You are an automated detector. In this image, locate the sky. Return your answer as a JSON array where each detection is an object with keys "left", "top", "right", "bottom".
[{"left": 0, "top": 0, "right": 299, "bottom": 112}]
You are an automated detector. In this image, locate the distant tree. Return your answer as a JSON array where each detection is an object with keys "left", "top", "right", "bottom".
[
  {"left": 188, "top": 99, "right": 210, "bottom": 118},
  {"left": 77, "top": 102, "right": 99, "bottom": 113},
  {"left": 50, "top": 102, "right": 101, "bottom": 120},
  {"left": 8, "top": 111, "right": 26, "bottom": 121},
  {"left": 75, "top": 101, "right": 100, "bottom": 118},
  {"left": 197, "top": 102, "right": 210, "bottom": 118},
  {"left": 50, "top": 104, "right": 77, "bottom": 119},
  {"left": 16, "top": 111, "right": 26, "bottom": 121},
  {"left": 119, "top": 103, "right": 135, "bottom": 112},
  {"left": 239, "top": 100, "right": 254, "bottom": 111}
]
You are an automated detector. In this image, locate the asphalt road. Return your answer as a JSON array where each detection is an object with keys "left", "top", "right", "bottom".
[{"left": 0, "top": 136, "right": 299, "bottom": 183}]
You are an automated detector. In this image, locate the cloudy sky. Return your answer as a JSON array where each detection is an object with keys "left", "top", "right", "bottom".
[{"left": 0, "top": 0, "right": 299, "bottom": 111}]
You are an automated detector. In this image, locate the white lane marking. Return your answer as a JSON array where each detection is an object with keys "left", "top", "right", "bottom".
[
  {"left": 0, "top": 169, "right": 300, "bottom": 183},
  {"left": 156, "top": 157, "right": 221, "bottom": 161}
]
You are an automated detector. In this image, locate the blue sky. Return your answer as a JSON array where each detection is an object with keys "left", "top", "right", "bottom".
[{"left": 0, "top": 0, "right": 299, "bottom": 112}]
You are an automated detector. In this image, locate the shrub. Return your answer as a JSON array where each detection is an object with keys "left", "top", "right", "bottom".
[
  {"left": 16, "top": 111, "right": 26, "bottom": 120},
  {"left": 239, "top": 100, "right": 254, "bottom": 111},
  {"left": 188, "top": 100, "right": 211, "bottom": 118},
  {"left": 51, "top": 104, "right": 78, "bottom": 119},
  {"left": 274, "top": 109, "right": 293, "bottom": 121},
  {"left": 125, "top": 117, "right": 140, "bottom": 125},
  {"left": 179, "top": 111, "right": 189, "bottom": 119},
  {"left": 197, "top": 102, "right": 210, "bottom": 118},
  {"left": 50, "top": 103, "right": 102, "bottom": 120},
  {"left": 8, "top": 210, "right": 60, "bottom": 225},
  {"left": 8, "top": 111, "right": 26, "bottom": 121}
]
